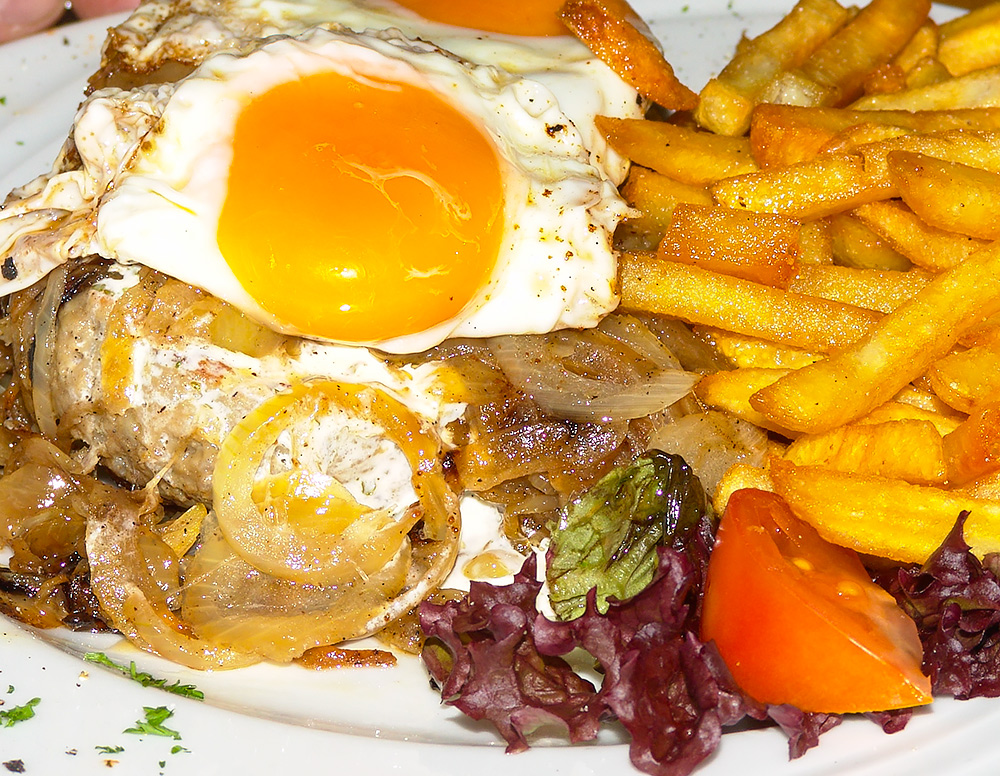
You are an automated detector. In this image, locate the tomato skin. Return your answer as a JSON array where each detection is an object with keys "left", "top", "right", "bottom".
[{"left": 700, "top": 488, "right": 932, "bottom": 713}]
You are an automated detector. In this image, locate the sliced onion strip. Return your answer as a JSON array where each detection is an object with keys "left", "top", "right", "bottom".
[{"left": 489, "top": 314, "right": 699, "bottom": 422}]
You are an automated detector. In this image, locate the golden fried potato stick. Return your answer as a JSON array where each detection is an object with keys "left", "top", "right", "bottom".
[
  {"left": 695, "top": 368, "right": 797, "bottom": 436},
  {"left": 695, "top": 0, "right": 850, "bottom": 136},
  {"left": 713, "top": 462, "right": 775, "bottom": 514},
  {"left": 942, "top": 402, "right": 1000, "bottom": 486},
  {"left": 749, "top": 239, "right": 1000, "bottom": 434},
  {"left": 960, "top": 470, "right": 1000, "bottom": 501},
  {"left": 783, "top": 419, "right": 946, "bottom": 485},
  {"left": 658, "top": 204, "right": 801, "bottom": 288},
  {"left": 616, "top": 166, "right": 712, "bottom": 249},
  {"left": 825, "top": 213, "right": 911, "bottom": 270},
  {"left": 860, "top": 400, "right": 963, "bottom": 436},
  {"left": 618, "top": 251, "right": 881, "bottom": 353},
  {"left": 893, "top": 20, "right": 940, "bottom": 75},
  {"left": 939, "top": 2, "right": 1000, "bottom": 76},
  {"left": 711, "top": 152, "right": 888, "bottom": 219},
  {"left": 788, "top": 263, "right": 931, "bottom": 313},
  {"left": 887, "top": 150, "right": 1000, "bottom": 240},
  {"left": 597, "top": 116, "right": 757, "bottom": 185},
  {"left": 895, "top": 382, "right": 969, "bottom": 422},
  {"left": 798, "top": 220, "right": 836, "bottom": 265},
  {"left": 695, "top": 326, "right": 822, "bottom": 370},
  {"left": 713, "top": 129, "right": 1000, "bottom": 218},
  {"left": 769, "top": 457, "right": 1000, "bottom": 563},
  {"left": 927, "top": 335, "right": 1000, "bottom": 414},
  {"left": 903, "top": 56, "right": 953, "bottom": 89},
  {"left": 861, "top": 62, "right": 910, "bottom": 97},
  {"left": 853, "top": 199, "right": 987, "bottom": 271},
  {"left": 559, "top": 0, "right": 697, "bottom": 110},
  {"left": 820, "top": 123, "right": 914, "bottom": 154},
  {"left": 760, "top": 0, "right": 931, "bottom": 107},
  {"left": 749, "top": 103, "right": 1000, "bottom": 167},
  {"left": 851, "top": 63, "right": 1000, "bottom": 109}
]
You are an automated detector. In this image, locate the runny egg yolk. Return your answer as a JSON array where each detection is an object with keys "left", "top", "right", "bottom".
[
  {"left": 391, "top": 0, "right": 570, "bottom": 36},
  {"left": 217, "top": 70, "right": 504, "bottom": 344}
]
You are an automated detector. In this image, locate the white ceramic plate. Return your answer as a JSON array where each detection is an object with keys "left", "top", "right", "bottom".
[{"left": 2, "top": 2, "right": 997, "bottom": 775}]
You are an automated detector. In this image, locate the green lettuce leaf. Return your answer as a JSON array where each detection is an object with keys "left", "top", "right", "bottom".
[{"left": 546, "top": 450, "right": 712, "bottom": 621}]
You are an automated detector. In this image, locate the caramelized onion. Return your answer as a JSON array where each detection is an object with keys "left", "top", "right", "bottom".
[
  {"left": 455, "top": 417, "right": 628, "bottom": 492},
  {"left": 86, "top": 497, "right": 257, "bottom": 670},
  {"left": 213, "top": 381, "right": 460, "bottom": 586},
  {"left": 489, "top": 314, "right": 698, "bottom": 422},
  {"left": 30, "top": 263, "right": 69, "bottom": 440},
  {"left": 181, "top": 517, "right": 419, "bottom": 662},
  {"left": 646, "top": 410, "right": 769, "bottom": 495},
  {"left": 0, "top": 436, "right": 86, "bottom": 575}
]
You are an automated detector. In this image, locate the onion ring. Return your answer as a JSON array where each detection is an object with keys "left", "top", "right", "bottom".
[{"left": 213, "top": 381, "right": 460, "bottom": 586}]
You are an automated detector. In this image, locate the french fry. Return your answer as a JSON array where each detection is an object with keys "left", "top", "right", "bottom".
[
  {"left": 558, "top": 0, "right": 697, "bottom": 110},
  {"left": 749, "top": 239, "right": 1000, "bottom": 434},
  {"left": 788, "top": 263, "right": 931, "bottom": 313},
  {"left": 959, "top": 310, "right": 1000, "bottom": 348},
  {"left": 861, "top": 63, "right": 908, "bottom": 96},
  {"left": 797, "top": 220, "right": 835, "bottom": 265},
  {"left": 942, "top": 402, "right": 1000, "bottom": 486},
  {"left": 859, "top": 399, "right": 963, "bottom": 436},
  {"left": 694, "top": 0, "right": 851, "bottom": 136},
  {"left": 927, "top": 335, "right": 1000, "bottom": 414},
  {"left": 825, "top": 213, "right": 911, "bottom": 270},
  {"left": 903, "top": 56, "right": 952, "bottom": 89},
  {"left": 893, "top": 20, "right": 940, "bottom": 75},
  {"left": 695, "top": 326, "right": 822, "bottom": 370},
  {"left": 710, "top": 152, "right": 889, "bottom": 218},
  {"left": 894, "top": 382, "right": 970, "bottom": 423},
  {"left": 618, "top": 251, "right": 882, "bottom": 353},
  {"left": 695, "top": 368, "right": 798, "bottom": 435},
  {"left": 749, "top": 103, "right": 1000, "bottom": 167},
  {"left": 713, "top": 462, "right": 775, "bottom": 514},
  {"left": 615, "top": 167, "right": 713, "bottom": 250},
  {"left": 769, "top": 457, "right": 1000, "bottom": 563},
  {"left": 938, "top": 2, "right": 1000, "bottom": 76},
  {"left": 597, "top": 116, "right": 758, "bottom": 185},
  {"left": 819, "top": 122, "right": 912, "bottom": 153},
  {"left": 886, "top": 150, "right": 1000, "bottom": 239},
  {"left": 657, "top": 204, "right": 800, "bottom": 288},
  {"left": 783, "top": 419, "right": 946, "bottom": 485},
  {"left": 852, "top": 199, "right": 987, "bottom": 271},
  {"left": 960, "top": 470, "right": 1000, "bottom": 501},
  {"left": 713, "top": 129, "right": 1000, "bottom": 218},
  {"left": 759, "top": 0, "right": 931, "bottom": 107},
  {"left": 851, "top": 63, "right": 1000, "bottom": 109}
]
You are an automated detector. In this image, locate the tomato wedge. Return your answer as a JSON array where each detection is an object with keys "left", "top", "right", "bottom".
[{"left": 701, "top": 488, "right": 932, "bottom": 713}]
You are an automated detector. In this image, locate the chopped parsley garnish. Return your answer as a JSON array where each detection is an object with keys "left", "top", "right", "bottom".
[
  {"left": 170, "top": 745, "right": 190, "bottom": 755},
  {"left": 84, "top": 653, "right": 204, "bottom": 700},
  {"left": 95, "top": 745, "right": 124, "bottom": 754},
  {"left": 124, "top": 706, "right": 181, "bottom": 740},
  {"left": 0, "top": 97, "right": 6, "bottom": 106},
  {"left": 0, "top": 698, "right": 39, "bottom": 727}
]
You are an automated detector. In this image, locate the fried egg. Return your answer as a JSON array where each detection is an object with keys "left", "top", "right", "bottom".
[
  {"left": 92, "top": 28, "right": 627, "bottom": 353},
  {"left": 1, "top": 1, "right": 645, "bottom": 354}
]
